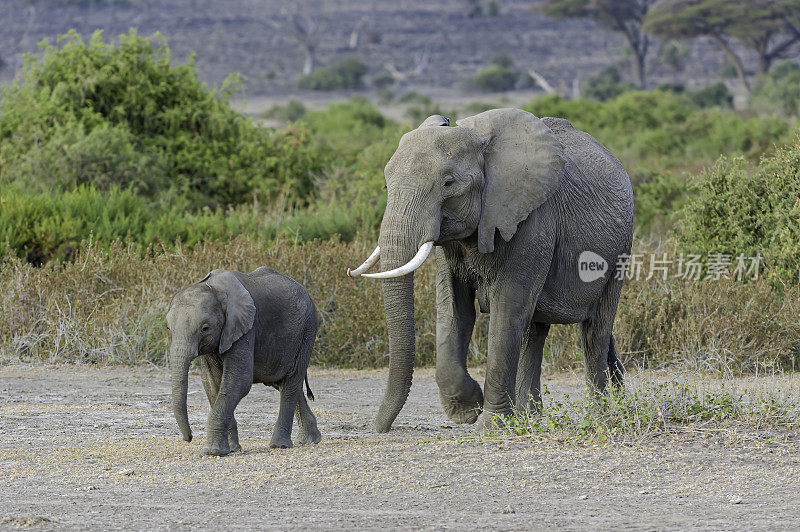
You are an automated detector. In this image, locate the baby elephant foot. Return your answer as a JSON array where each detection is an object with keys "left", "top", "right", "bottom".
[
  {"left": 269, "top": 429, "right": 293, "bottom": 449},
  {"left": 439, "top": 380, "right": 484, "bottom": 424},
  {"left": 204, "top": 442, "right": 231, "bottom": 456},
  {"left": 297, "top": 428, "right": 322, "bottom": 445}
]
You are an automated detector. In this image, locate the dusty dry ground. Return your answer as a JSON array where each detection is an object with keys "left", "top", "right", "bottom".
[{"left": 1, "top": 364, "right": 799, "bottom": 530}]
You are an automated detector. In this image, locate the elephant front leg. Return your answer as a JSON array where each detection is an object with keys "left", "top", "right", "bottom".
[
  {"left": 435, "top": 263, "right": 483, "bottom": 424},
  {"left": 478, "top": 288, "right": 533, "bottom": 432},
  {"left": 201, "top": 356, "right": 241, "bottom": 453},
  {"left": 205, "top": 344, "right": 253, "bottom": 456}
]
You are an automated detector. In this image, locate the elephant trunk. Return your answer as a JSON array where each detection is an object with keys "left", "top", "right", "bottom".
[
  {"left": 373, "top": 196, "right": 438, "bottom": 433},
  {"left": 170, "top": 340, "right": 198, "bottom": 442}
]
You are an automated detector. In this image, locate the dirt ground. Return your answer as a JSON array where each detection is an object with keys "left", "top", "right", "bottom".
[{"left": 1, "top": 364, "right": 799, "bottom": 530}]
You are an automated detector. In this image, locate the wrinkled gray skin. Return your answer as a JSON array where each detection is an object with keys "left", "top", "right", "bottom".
[
  {"left": 166, "top": 267, "right": 322, "bottom": 455},
  {"left": 364, "top": 109, "right": 634, "bottom": 432}
]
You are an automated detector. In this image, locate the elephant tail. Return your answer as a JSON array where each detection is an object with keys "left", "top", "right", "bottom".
[
  {"left": 305, "top": 374, "right": 315, "bottom": 401},
  {"left": 608, "top": 335, "right": 625, "bottom": 388}
]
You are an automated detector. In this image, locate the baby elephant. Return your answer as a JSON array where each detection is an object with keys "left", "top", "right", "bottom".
[{"left": 166, "top": 267, "right": 322, "bottom": 455}]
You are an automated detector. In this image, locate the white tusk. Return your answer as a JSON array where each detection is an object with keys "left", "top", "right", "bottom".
[
  {"left": 362, "top": 242, "right": 434, "bottom": 279},
  {"left": 347, "top": 246, "right": 381, "bottom": 277}
]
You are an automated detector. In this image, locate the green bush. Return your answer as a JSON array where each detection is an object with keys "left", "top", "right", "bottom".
[
  {"left": 581, "top": 66, "right": 637, "bottom": 101},
  {"left": 687, "top": 82, "right": 733, "bottom": 109},
  {"left": 0, "top": 29, "right": 329, "bottom": 208},
  {"left": 261, "top": 100, "right": 307, "bottom": 122},
  {"left": 677, "top": 140, "right": 800, "bottom": 284},
  {"left": 470, "top": 63, "right": 518, "bottom": 92},
  {"left": 371, "top": 72, "right": 395, "bottom": 90},
  {"left": 751, "top": 60, "right": 800, "bottom": 116},
  {"left": 297, "top": 58, "right": 368, "bottom": 91}
]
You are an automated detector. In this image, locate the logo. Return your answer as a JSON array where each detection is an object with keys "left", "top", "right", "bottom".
[{"left": 578, "top": 251, "right": 608, "bottom": 283}]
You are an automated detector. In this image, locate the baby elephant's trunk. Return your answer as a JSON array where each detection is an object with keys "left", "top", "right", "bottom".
[{"left": 169, "top": 341, "right": 197, "bottom": 442}]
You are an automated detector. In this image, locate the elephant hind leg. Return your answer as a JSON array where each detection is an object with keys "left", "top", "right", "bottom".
[
  {"left": 515, "top": 322, "right": 550, "bottom": 414},
  {"left": 295, "top": 393, "right": 322, "bottom": 445},
  {"left": 581, "top": 278, "right": 624, "bottom": 395}
]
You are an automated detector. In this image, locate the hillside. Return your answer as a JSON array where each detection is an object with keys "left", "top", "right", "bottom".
[{"left": 0, "top": 0, "right": 736, "bottom": 97}]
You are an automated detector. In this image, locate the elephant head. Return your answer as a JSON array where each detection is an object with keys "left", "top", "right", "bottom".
[
  {"left": 166, "top": 270, "right": 256, "bottom": 442},
  {"left": 348, "top": 108, "right": 566, "bottom": 432}
]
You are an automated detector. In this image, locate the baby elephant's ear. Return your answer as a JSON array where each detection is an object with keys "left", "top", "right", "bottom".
[{"left": 205, "top": 271, "right": 256, "bottom": 354}]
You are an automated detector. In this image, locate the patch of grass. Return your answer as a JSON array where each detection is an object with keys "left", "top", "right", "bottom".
[{"left": 493, "top": 379, "right": 800, "bottom": 445}]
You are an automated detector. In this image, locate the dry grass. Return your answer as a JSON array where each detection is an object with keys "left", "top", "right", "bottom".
[{"left": 2, "top": 236, "right": 799, "bottom": 372}]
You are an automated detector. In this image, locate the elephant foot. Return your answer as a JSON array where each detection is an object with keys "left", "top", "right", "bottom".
[
  {"left": 204, "top": 444, "right": 231, "bottom": 457},
  {"left": 269, "top": 432, "right": 294, "bottom": 449},
  {"left": 297, "top": 429, "right": 322, "bottom": 445},
  {"left": 228, "top": 441, "right": 242, "bottom": 453},
  {"left": 439, "top": 379, "right": 484, "bottom": 424},
  {"left": 475, "top": 411, "right": 510, "bottom": 435}
]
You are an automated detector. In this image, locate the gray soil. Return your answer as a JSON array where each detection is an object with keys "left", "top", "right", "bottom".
[{"left": 1, "top": 364, "right": 799, "bottom": 530}]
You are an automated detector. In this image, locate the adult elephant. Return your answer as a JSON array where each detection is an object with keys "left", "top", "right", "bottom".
[{"left": 348, "top": 109, "right": 634, "bottom": 433}]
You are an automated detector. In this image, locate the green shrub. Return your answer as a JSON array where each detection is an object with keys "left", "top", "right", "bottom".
[
  {"left": 470, "top": 63, "right": 518, "bottom": 92},
  {"left": 261, "top": 100, "right": 307, "bottom": 122},
  {"left": 297, "top": 58, "right": 368, "bottom": 91},
  {"left": 678, "top": 139, "right": 800, "bottom": 284},
  {"left": 751, "top": 60, "right": 800, "bottom": 116},
  {"left": 5, "top": 122, "right": 168, "bottom": 197},
  {"left": 371, "top": 72, "right": 395, "bottom": 89},
  {"left": 687, "top": 82, "right": 733, "bottom": 109},
  {"left": 581, "top": 66, "right": 637, "bottom": 101},
  {"left": 656, "top": 82, "right": 685, "bottom": 93}
]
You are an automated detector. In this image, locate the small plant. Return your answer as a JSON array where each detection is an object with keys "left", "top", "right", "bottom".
[
  {"left": 371, "top": 71, "right": 395, "bottom": 90},
  {"left": 262, "top": 100, "right": 308, "bottom": 122},
  {"left": 581, "top": 66, "right": 637, "bottom": 101},
  {"left": 687, "top": 82, "right": 733, "bottom": 109},
  {"left": 297, "top": 58, "right": 368, "bottom": 91},
  {"left": 468, "top": 54, "right": 519, "bottom": 92},
  {"left": 719, "top": 63, "right": 739, "bottom": 79}
]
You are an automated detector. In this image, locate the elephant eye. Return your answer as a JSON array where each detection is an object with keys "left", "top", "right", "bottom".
[
  {"left": 201, "top": 324, "right": 211, "bottom": 332},
  {"left": 444, "top": 177, "right": 456, "bottom": 187}
]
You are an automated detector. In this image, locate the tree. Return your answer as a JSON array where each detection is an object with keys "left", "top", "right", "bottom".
[
  {"left": 538, "top": 0, "right": 656, "bottom": 88},
  {"left": 644, "top": 0, "right": 800, "bottom": 92}
]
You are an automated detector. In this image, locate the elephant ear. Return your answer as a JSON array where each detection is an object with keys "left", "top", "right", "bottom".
[
  {"left": 456, "top": 108, "right": 566, "bottom": 254},
  {"left": 204, "top": 271, "right": 256, "bottom": 354}
]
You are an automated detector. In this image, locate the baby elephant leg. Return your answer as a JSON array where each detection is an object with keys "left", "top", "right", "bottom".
[
  {"left": 295, "top": 393, "right": 322, "bottom": 445},
  {"left": 270, "top": 378, "right": 302, "bottom": 449},
  {"left": 201, "top": 356, "right": 241, "bottom": 453}
]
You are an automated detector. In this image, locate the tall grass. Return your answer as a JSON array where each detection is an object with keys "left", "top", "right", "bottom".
[{"left": 2, "top": 236, "right": 798, "bottom": 373}]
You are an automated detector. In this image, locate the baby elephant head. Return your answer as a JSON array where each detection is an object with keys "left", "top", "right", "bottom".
[{"left": 165, "top": 270, "right": 256, "bottom": 442}]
